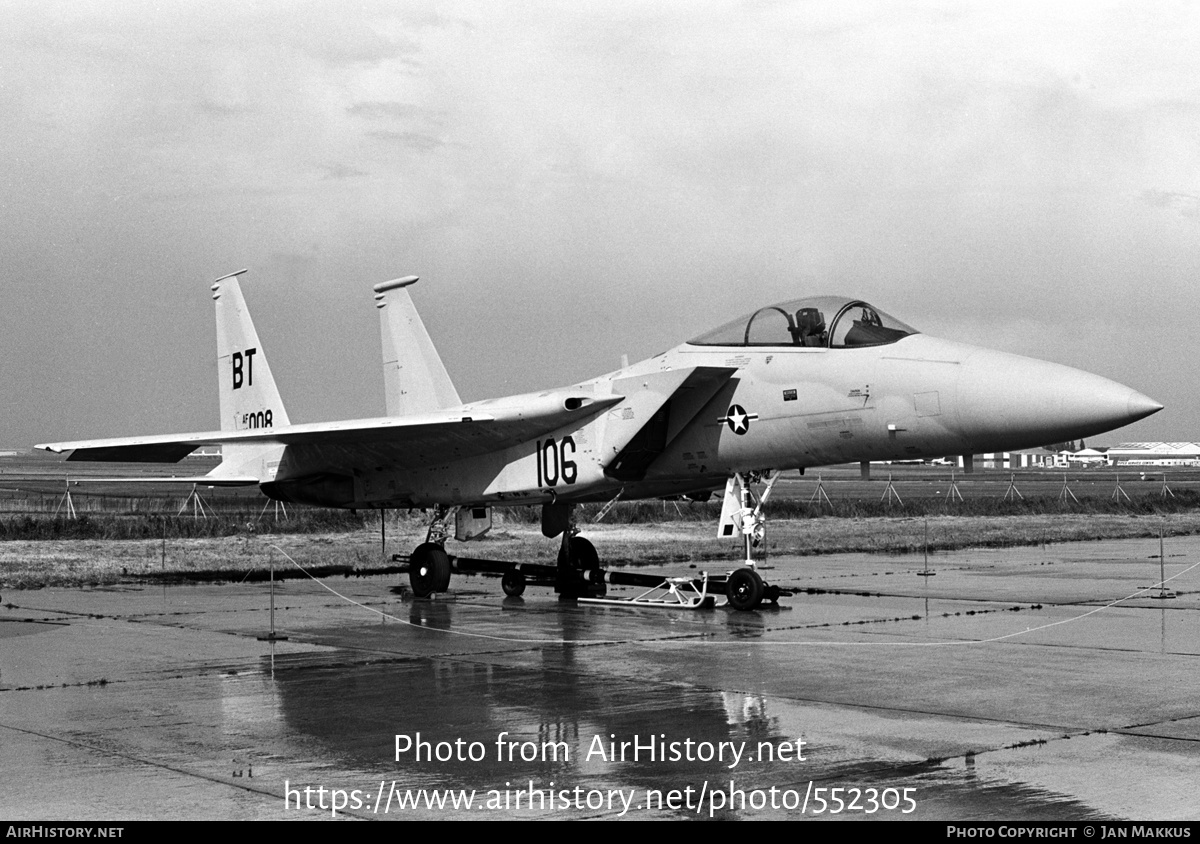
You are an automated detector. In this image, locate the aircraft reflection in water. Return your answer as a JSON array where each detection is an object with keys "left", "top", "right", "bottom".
[
  {"left": 38, "top": 274, "right": 1161, "bottom": 609},
  {"left": 262, "top": 641, "right": 777, "bottom": 788}
]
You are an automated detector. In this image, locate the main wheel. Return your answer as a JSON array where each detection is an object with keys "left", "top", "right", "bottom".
[
  {"left": 726, "top": 567, "right": 764, "bottom": 611},
  {"left": 558, "top": 536, "right": 600, "bottom": 571},
  {"left": 409, "top": 543, "right": 452, "bottom": 597},
  {"left": 555, "top": 536, "right": 597, "bottom": 599},
  {"left": 501, "top": 570, "right": 526, "bottom": 597}
]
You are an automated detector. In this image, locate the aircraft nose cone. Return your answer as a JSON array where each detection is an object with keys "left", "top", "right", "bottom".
[
  {"left": 1127, "top": 390, "right": 1164, "bottom": 423},
  {"left": 953, "top": 347, "right": 1162, "bottom": 450}
]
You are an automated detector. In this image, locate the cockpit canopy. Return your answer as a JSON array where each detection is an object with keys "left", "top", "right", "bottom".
[{"left": 688, "top": 296, "right": 918, "bottom": 348}]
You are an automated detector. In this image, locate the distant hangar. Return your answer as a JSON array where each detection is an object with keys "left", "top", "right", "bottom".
[
  {"left": 1104, "top": 442, "right": 1200, "bottom": 467},
  {"left": 940, "top": 443, "right": 1200, "bottom": 470}
]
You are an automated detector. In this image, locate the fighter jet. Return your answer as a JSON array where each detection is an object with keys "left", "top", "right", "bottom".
[{"left": 37, "top": 272, "right": 1161, "bottom": 609}]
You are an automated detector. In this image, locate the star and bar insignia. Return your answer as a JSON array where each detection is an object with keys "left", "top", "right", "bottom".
[{"left": 718, "top": 404, "right": 758, "bottom": 435}]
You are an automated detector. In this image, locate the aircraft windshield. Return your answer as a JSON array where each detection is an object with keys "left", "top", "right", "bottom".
[{"left": 688, "top": 296, "right": 918, "bottom": 348}]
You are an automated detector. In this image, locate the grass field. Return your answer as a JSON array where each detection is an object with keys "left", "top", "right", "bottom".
[
  {"left": 2, "top": 453, "right": 1198, "bottom": 588},
  {"left": 2, "top": 509, "right": 1198, "bottom": 590}
]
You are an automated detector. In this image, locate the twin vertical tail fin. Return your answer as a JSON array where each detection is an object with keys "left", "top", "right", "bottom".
[
  {"left": 208, "top": 270, "right": 290, "bottom": 485},
  {"left": 212, "top": 270, "right": 291, "bottom": 432},
  {"left": 203, "top": 271, "right": 451, "bottom": 486},
  {"left": 375, "top": 276, "right": 461, "bottom": 416}
]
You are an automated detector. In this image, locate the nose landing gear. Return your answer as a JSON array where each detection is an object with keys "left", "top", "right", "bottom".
[{"left": 715, "top": 471, "right": 784, "bottom": 610}]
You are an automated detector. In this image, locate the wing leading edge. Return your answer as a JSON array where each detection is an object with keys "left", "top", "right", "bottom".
[{"left": 36, "top": 394, "right": 625, "bottom": 473}]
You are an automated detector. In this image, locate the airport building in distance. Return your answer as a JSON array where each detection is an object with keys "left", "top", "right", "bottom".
[
  {"left": 1103, "top": 442, "right": 1200, "bottom": 467},
  {"left": 949, "top": 443, "right": 1200, "bottom": 469}
]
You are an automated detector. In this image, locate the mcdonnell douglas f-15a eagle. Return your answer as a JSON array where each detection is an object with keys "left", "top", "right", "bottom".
[{"left": 37, "top": 272, "right": 1162, "bottom": 610}]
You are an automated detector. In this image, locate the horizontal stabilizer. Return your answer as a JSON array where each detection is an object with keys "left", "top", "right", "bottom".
[{"left": 61, "top": 443, "right": 203, "bottom": 463}]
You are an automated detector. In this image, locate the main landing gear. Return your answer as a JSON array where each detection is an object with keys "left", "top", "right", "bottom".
[
  {"left": 407, "top": 505, "right": 454, "bottom": 599},
  {"left": 404, "top": 503, "right": 605, "bottom": 601},
  {"left": 409, "top": 542, "right": 452, "bottom": 597},
  {"left": 552, "top": 508, "right": 606, "bottom": 600},
  {"left": 404, "top": 494, "right": 789, "bottom": 611}
]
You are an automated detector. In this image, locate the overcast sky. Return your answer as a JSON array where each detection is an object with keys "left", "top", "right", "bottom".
[{"left": 2, "top": 1, "right": 1195, "bottom": 448}]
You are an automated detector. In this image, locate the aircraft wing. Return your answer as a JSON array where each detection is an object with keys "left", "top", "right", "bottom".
[{"left": 36, "top": 394, "right": 626, "bottom": 471}]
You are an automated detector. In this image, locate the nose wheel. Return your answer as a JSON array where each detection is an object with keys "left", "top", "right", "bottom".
[{"left": 726, "top": 567, "right": 764, "bottom": 611}]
